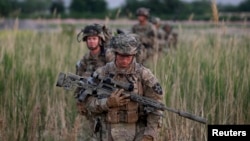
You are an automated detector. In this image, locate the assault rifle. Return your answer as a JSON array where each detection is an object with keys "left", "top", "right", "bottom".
[{"left": 56, "top": 72, "right": 207, "bottom": 124}]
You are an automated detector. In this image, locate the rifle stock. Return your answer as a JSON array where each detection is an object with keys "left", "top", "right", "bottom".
[{"left": 56, "top": 72, "right": 207, "bottom": 124}]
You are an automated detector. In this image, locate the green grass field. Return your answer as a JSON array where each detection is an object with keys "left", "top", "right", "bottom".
[{"left": 0, "top": 21, "right": 249, "bottom": 141}]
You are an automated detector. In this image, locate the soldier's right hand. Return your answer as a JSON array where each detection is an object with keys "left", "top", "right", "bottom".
[{"left": 106, "top": 89, "right": 130, "bottom": 108}]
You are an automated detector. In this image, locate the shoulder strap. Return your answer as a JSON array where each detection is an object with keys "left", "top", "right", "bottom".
[
  {"left": 134, "top": 63, "right": 144, "bottom": 82},
  {"left": 100, "top": 46, "right": 106, "bottom": 56}
]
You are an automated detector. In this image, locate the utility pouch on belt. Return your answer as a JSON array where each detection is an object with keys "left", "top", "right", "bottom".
[
  {"left": 106, "top": 102, "right": 139, "bottom": 124},
  {"left": 106, "top": 109, "right": 138, "bottom": 124}
]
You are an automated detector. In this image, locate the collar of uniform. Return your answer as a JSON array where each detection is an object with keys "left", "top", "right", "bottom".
[
  {"left": 110, "top": 60, "right": 137, "bottom": 75},
  {"left": 88, "top": 50, "right": 101, "bottom": 59}
]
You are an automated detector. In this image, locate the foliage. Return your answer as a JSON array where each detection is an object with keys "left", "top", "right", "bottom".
[
  {"left": 0, "top": 0, "right": 19, "bottom": 17},
  {"left": 119, "top": 0, "right": 213, "bottom": 20},
  {"left": 50, "top": 0, "right": 65, "bottom": 15},
  {"left": 1, "top": 0, "right": 250, "bottom": 20},
  {"left": 70, "top": 0, "right": 108, "bottom": 19},
  {"left": 0, "top": 22, "right": 249, "bottom": 140},
  {"left": 16, "top": 0, "right": 50, "bottom": 14},
  {"left": 237, "top": 0, "right": 250, "bottom": 12},
  {"left": 70, "top": 0, "right": 107, "bottom": 18}
]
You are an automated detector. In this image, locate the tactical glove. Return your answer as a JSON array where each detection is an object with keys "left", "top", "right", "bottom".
[{"left": 106, "top": 89, "right": 130, "bottom": 108}]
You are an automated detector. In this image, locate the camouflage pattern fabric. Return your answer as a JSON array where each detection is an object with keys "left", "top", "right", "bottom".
[
  {"left": 136, "top": 7, "right": 150, "bottom": 17},
  {"left": 150, "top": 17, "right": 166, "bottom": 51},
  {"left": 156, "top": 28, "right": 167, "bottom": 51},
  {"left": 135, "top": 43, "right": 147, "bottom": 64},
  {"left": 75, "top": 24, "right": 114, "bottom": 141},
  {"left": 166, "top": 32, "right": 178, "bottom": 49},
  {"left": 108, "top": 33, "right": 145, "bottom": 64},
  {"left": 77, "top": 24, "right": 113, "bottom": 50},
  {"left": 75, "top": 49, "right": 114, "bottom": 141},
  {"left": 132, "top": 22, "right": 158, "bottom": 60},
  {"left": 110, "top": 34, "right": 139, "bottom": 55},
  {"left": 163, "top": 24, "right": 178, "bottom": 49},
  {"left": 76, "top": 49, "right": 114, "bottom": 77},
  {"left": 84, "top": 61, "right": 164, "bottom": 141}
]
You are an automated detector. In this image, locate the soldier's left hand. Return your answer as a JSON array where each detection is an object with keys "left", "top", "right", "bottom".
[{"left": 106, "top": 89, "right": 130, "bottom": 108}]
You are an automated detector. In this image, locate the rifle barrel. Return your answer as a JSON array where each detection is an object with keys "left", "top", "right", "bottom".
[{"left": 164, "top": 107, "right": 207, "bottom": 124}]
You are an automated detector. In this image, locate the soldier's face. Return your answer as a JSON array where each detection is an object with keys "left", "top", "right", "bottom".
[
  {"left": 86, "top": 36, "right": 100, "bottom": 50},
  {"left": 137, "top": 15, "right": 147, "bottom": 23},
  {"left": 115, "top": 53, "right": 134, "bottom": 68}
]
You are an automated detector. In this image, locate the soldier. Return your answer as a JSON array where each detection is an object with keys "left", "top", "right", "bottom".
[
  {"left": 150, "top": 16, "right": 166, "bottom": 51},
  {"left": 162, "top": 23, "right": 178, "bottom": 50},
  {"left": 132, "top": 7, "right": 158, "bottom": 64},
  {"left": 75, "top": 23, "right": 114, "bottom": 140},
  {"left": 115, "top": 29, "right": 145, "bottom": 64},
  {"left": 82, "top": 34, "right": 164, "bottom": 141},
  {"left": 75, "top": 23, "right": 114, "bottom": 77}
]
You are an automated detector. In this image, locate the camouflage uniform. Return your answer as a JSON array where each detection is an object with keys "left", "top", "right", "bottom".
[
  {"left": 75, "top": 24, "right": 114, "bottom": 140},
  {"left": 132, "top": 7, "right": 158, "bottom": 62},
  {"left": 76, "top": 50, "right": 113, "bottom": 77},
  {"left": 162, "top": 23, "right": 178, "bottom": 49},
  {"left": 83, "top": 34, "right": 164, "bottom": 141},
  {"left": 111, "top": 29, "right": 145, "bottom": 64},
  {"left": 76, "top": 24, "right": 114, "bottom": 77},
  {"left": 150, "top": 17, "right": 166, "bottom": 51}
]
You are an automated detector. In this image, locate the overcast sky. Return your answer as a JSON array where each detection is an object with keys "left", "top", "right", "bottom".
[{"left": 105, "top": 0, "right": 245, "bottom": 9}]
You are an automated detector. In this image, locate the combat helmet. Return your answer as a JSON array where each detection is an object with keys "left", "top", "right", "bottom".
[
  {"left": 77, "top": 24, "right": 105, "bottom": 42},
  {"left": 110, "top": 34, "right": 140, "bottom": 55},
  {"left": 151, "top": 17, "right": 161, "bottom": 25},
  {"left": 136, "top": 7, "right": 150, "bottom": 18}
]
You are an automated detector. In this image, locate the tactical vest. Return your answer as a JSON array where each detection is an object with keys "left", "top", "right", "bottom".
[
  {"left": 76, "top": 49, "right": 107, "bottom": 77},
  {"left": 132, "top": 23, "right": 155, "bottom": 48},
  {"left": 103, "top": 62, "right": 144, "bottom": 124}
]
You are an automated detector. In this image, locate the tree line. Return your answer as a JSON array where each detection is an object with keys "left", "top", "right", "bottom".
[{"left": 0, "top": 0, "right": 250, "bottom": 21}]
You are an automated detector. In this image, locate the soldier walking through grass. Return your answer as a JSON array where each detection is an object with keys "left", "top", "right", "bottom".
[
  {"left": 79, "top": 34, "right": 164, "bottom": 141},
  {"left": 150, "top": 16, "right": 166, "bottom": 52},
  {"left": 162, "top": 23, "right": 178, "bottom": 50},
  {"left": 74, "top": 23, "right": 114, "bottom": 140},
  {"left": 131, "top": 7, "right": 158, "bottom": 64}
]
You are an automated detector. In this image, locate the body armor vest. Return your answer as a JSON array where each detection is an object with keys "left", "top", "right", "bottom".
[
  {"left": 103, "top": 62, "right": 143, "bottom": 124},
  {"left": 76, "top": 49, "right": 106, "bottom": 77}
]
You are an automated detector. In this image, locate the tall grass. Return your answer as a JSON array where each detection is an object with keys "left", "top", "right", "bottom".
[
  {"left": 156, "top": 25, "right": 250, "bottom": 140},
  {"left": 0, "top": 22, "right": 249, "bottom": 141},
  {"left": 211, "top": 0, "right": 219, "bottom": 24},
  {"left": 0, "top": 27, "right": 86, "bottom": 141}
]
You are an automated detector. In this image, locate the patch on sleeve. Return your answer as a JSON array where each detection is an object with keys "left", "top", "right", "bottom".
[{"left": 152, "top": 83, "right": 163, "bottom": 95}]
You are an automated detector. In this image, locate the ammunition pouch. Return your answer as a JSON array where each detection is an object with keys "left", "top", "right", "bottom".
[
  {"left": 106, "top": 109, "right": 138, "bottom": 124},
  {"left": 106, "top": 102, "right": 139, "bottom": 124}
]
